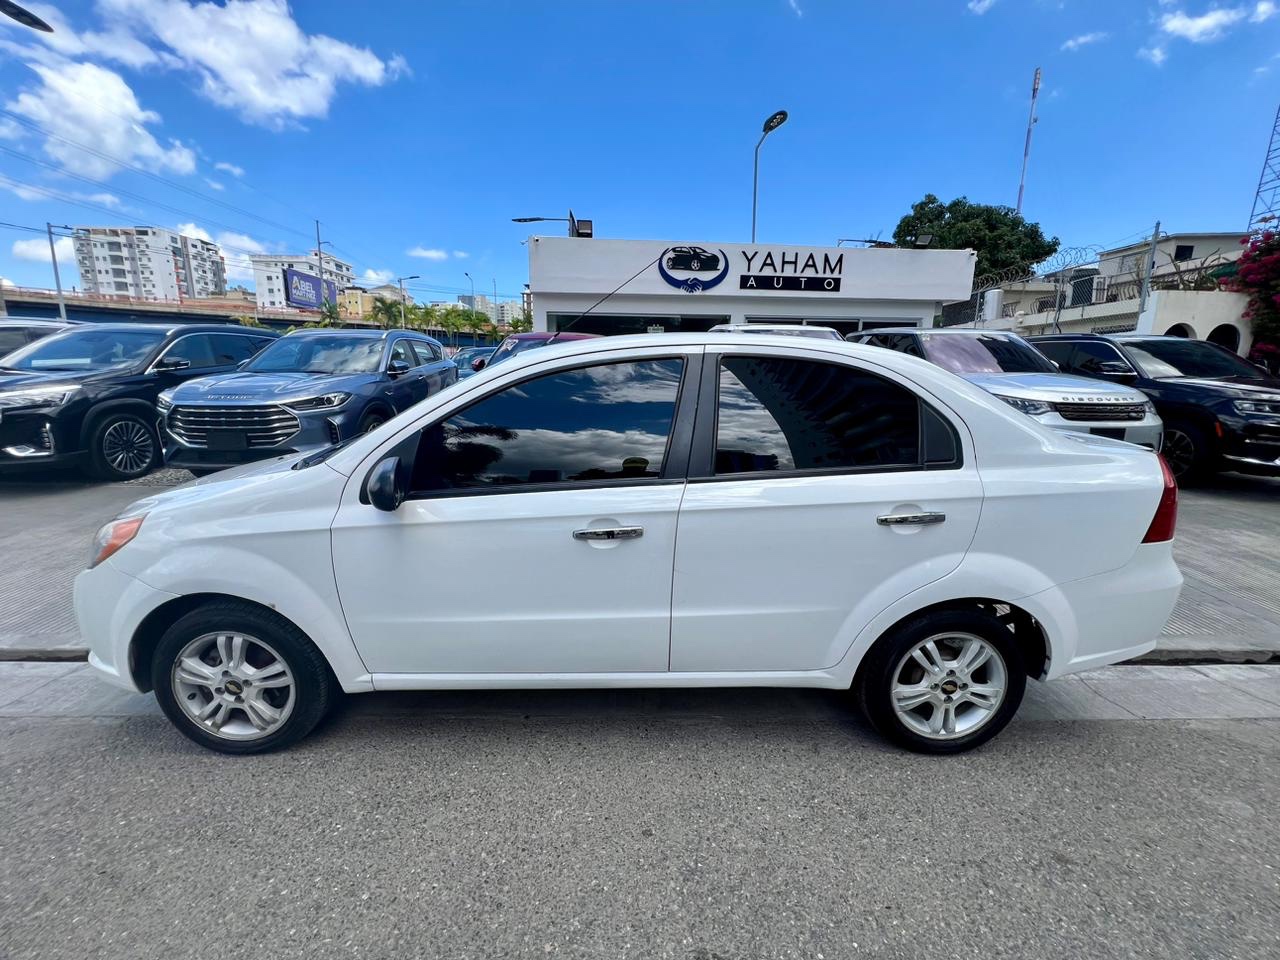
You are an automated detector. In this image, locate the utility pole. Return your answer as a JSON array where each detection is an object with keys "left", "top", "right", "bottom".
[
  {"left": 1016, "top": 67, "right": 1041, "bottom": 215},
  {"left": 46, "top": 222, "right": 67, "bottom": 321},
  {"left": 314, "top": 220, "right": 325, "bottom": 284},
  {"left": 1138, "top": 220, "right": 1161, "bottom": 314},
  {"left": 492, "top": 278, "right": 498, "bottom": 329}
]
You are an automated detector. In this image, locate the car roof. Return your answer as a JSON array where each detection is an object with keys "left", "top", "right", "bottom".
[
  {"left": 506, "top": 331, "right": 600, "bottom": 341},
  {"left": 858, "top": 326, "right": 1017, "bottom": 337},
  {"left": 0, "top": 318, "right": 73, "bottom": 327},
  {"left": 281, "top": 327, "right": 388, "bottom": 339},
  {"left": 46, "top": 322, "right": 270, "bottom": 336}
]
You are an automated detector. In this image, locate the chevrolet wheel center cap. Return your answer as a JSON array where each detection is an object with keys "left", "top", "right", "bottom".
[{"left": 224, "top": 679, "right": 244, "bottom": 696}]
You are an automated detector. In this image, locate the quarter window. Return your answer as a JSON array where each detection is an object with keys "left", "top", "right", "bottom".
[
  {"left": 410, "top": 358, "right": 685, "bottom": 493},
  {"left": 713, "top": 356, "right": 945, "bottom": 475}
]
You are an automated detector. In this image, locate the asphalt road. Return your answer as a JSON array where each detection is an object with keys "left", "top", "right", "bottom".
[{"left": 2, "top": 699, "right": 1278, "bottom": 960}]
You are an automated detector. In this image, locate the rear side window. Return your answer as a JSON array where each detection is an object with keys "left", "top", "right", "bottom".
[
  {"left": 713, "top": 356, "right": 956, "bottom": 475},
  {"left": 411, "top": 358, "right": 685, "bottom": 493},
  {"left": 0, "top": 329, "right": 30, "bottom": 354}
]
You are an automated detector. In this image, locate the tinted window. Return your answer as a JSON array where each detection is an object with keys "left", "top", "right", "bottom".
[
  {"left": 1071, "top": 341, "right": 1134, "bottom": 375},
  {"left": 389, "top": 340, "right": 416, "bottom": 366},
  {"left": 411, "top": 340, "right": 441, "bottom": 364},
  {"left": 164, "top": 334, "right": 218, "bottom": 369},
  {"left": 411, "top": 358, "right": 684, "bottom": 492},
  {"left": 3, "top": 327, "right": 165, "bottom": 372},
  {"left": 1033, "top": 340, "right": 1075, "bottom": 370},
  {"left": 0, "top": 329, "right": 30, "bottom": 355},
  {"left": 714, "top": 357, "right": 920, "bottom": 474},
  {"left": 920, "top": 334, "right": 1056, "bottom": 374},
  {"left": 210, "top": 334, "right": 263, "bottom": 365},
  {"left": 1121, "top": 339, "right": 1263, "bottom": 379}
]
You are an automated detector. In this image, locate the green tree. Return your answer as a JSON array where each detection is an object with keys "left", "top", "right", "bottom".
[
  {"left": 435, "top": 306, "right": 466, "bottom": 347},
  {"left": 892, "top": 193, "right": 1059, "bottom": 278},
  {"left": 233, "top": 314, "right": 262, "bottom": 327},
  {"left": 508, "top": 308, "right": 533, "bottom": 334},
  {"left": 368, "top": 296, "right": 402, "bottom": 329},
  {"left": 317, "top": 298, "right": 340, "bottom": 327},
  {"left": 462, "top": 308, "right": 487, "bottom": 343}
]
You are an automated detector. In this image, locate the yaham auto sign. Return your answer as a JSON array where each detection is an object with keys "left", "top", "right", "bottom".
[
  {"left": 284, "top": 268, "right": 338, "bottom": 310},
  {"left": 738, "top": 249, "right": 845, "bottom": 292}
]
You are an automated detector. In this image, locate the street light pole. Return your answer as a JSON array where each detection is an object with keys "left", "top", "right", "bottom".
[
  {"left": 492, "top": 278, "right": 498, "bottom": 328},
  {"left": 752, "top": 110, "right": 788, "bottom": 244},
  {"left": 46, "top": 222, "right": 67, "bottom": 321},
  {"left": 397, "top": 275, "right": 419, "bottom": 328}
]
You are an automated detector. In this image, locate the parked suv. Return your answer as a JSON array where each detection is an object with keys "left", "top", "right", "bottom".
[
  {"left": 159, "top": 328, "right": 455, "bottom": 473},
  {"left": 851, "top": 328, "right": 1162, "bottom": 449},
  {"left": 0, "top": 317, "right": 78, "bottom": 355},
  {"left": 0, "top": 323, "right": 276, "bottom": 480},
  {"left": 1030, "top": 333, "right": 1280, "bottom": 480}
]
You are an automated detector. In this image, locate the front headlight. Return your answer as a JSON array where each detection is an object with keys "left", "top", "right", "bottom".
[
  {"left": 1234, "top": 399, "right": 1280, "bottom": 416},
  {"left": 89, "top": 515, "right": 146, "bottom": 569},
  {"left": 0, "top": 384, "right": 80, "bottom": 409},
  {"left": 1143, "top": 400, "right": 1158, "bottom": 416},
  {"left": 284, "top": 392, "right": 351, "bottom": 411},
  {"left": 156, "top": 391, "right": 175, "bottom": 413},
  {"left": 993, "top": 394, "right": 1053, "bottom": 416}
]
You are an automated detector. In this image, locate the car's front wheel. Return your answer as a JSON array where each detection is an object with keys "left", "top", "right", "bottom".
[
  {"left": 86, "top": 411, "right": 158, "bottom": 481},
  {"left": 1161, "top": 423, "right": 1212, "bottom": 482},
  {"left": 151, "top": 600, "right": 335, "bottom": 754},
  {"left": 857, "top": 609, "right": 1026, "bottom": 754},
  {"left": 358, "top": 409, "right": 388, "bottom": 433}
]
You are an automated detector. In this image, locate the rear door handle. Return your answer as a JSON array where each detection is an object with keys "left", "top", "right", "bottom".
[
  {"left": 877, "top": 512, "right": 946, "bottom": 526},
  {"left": 573, "top": 526, "right": 644, "bottom": 541}
]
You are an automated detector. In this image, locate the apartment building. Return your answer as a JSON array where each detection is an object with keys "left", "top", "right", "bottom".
[
  {"left": 251, "top": 252, "right": 355, "bottom": 310},
  {"left": 72, "top": 226, "right": 227, "bottom": 300}
]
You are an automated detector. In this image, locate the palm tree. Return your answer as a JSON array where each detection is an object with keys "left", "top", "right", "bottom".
[
  {"left": 317, "top": 299, "right": 340, "bottom": 327},
  {"left": 368, "top": 296, "right": 401, "bottom": 330}
]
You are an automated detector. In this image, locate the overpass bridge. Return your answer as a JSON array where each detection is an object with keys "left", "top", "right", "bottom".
[{"left": 0, "top": 286, "right": 313, "bottom": 329}]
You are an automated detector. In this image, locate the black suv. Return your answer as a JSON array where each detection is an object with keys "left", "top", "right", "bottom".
[
  {"left": 1030, "top": 333, "right": 1280, "bottom": 480},
  {"left": 0, "top": 323, "right": 277, "bottom": 480}
]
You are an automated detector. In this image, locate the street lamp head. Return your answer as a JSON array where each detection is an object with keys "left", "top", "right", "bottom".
[
  {"left": 762, "top": 110, "right": 788, "bottom": 134},
  {"left": 511, "top": 217, "right": 544, "bottom": 223},
  {"left": 0, "top": 0, "right": 53, "bottom": 31}
]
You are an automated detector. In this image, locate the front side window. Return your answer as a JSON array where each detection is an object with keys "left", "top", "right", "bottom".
[
  {"left": 210, "top": 334, "right": 263, "bottom": 365},
  {"left": 1070, "top": 341, "right": 1134, "bottom": 375},
  {"left": 389, "top": 340, "right": 416, "bottom": 367},
  {"left": 411, "top": 358, "right": 685, "bottom": 492},
  {"left": 714, "top": 356, "right": 923, "bottom": 474},
  {"left": 1032, "top": 340, "right": 1074, "bottom": 370}
]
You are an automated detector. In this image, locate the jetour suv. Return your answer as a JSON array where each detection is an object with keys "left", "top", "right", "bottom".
[
  {"left": 159, "top": 328, "right": 456, "bottom": 473},
  {"left": 0, "top": 323, "right": 276, "bottom": 480},
  {"left": 852, "top": 328, "right": 1163, "bottom": 450},
  {"left": 1030, "top": 333, "right": 1280, "bottom": 480},
  {"left": 76, "top": 333, "right": 1180, "bottom": 756}
]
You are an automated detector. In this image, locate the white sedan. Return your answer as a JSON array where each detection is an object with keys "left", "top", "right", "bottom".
[{"left": 76, "top": 334, "right": 1182, "bottom": 755}]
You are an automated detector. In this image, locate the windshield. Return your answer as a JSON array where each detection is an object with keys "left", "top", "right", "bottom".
[
  {"left": 245, "top": 335, "right": 384, "bottom": 375},
  {"left": 0, "top": 327, "right": 165, "bottom": 372},
  {"left": 1121, "top": 339, "right": 1265, "bottom": 380},
  {"left": 921, "top": 333, "right": 1057, "bottom": 374}
]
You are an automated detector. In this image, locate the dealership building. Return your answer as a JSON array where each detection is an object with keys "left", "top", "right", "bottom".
[{"left": 527, "top": 237, "right": 977, "bottom": 337}]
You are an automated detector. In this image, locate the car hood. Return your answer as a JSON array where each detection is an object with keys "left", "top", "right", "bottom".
[
  {"left": 961, "top": 371, "right": 1148, "bottom": 403},
  {"left": 1155, "top": 375, "right": 1280, "bottom": 401},
  {"left": 167, "top": 370, "right": 378, "bottom": 403}
]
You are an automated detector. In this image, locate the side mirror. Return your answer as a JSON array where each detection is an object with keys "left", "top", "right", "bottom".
[
  {"left": 387, "top": 358, "right": 411, "bottom": 378},
  {"left": 1097, "top": 361, "right": 1138, "bottom": 380},
  {"left": 155, "top": 357, "right": 191, "bottom": 371},
  {"left": 471, "top": 357, "right": 487, "bottom": 372},
  {"left": 366, "top": 456, "right": 406, "bottom": 512}
]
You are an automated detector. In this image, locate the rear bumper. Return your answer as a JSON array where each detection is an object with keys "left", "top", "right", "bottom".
[{"left": 1027, "top": 542, "right": 1182, "bottom": 679}]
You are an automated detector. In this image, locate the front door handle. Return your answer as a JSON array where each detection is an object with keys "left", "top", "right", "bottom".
[
  {"left": 877, "top": 512, "right": 946, "bottom": 526},
  {"left": 573, "top": 526, "right": 644, "bottom": 541}
]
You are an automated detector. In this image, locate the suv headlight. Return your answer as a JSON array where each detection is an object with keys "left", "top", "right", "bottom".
[
  {"left": 993, "top": 394, "right": 1052, "bottom": 416},
  {"left": 1143, "top": 400, "right": 1158, "bottom": 416},
  {"left": 1234, "top": 399, "right": 1280, "bottom": 416},
  {"left": 284, "top": 392, "right": 351, "bottom": 411},
  {"left": 0, "top": 384, "right": 80, "bottom": 409},
  {"left": 156, "top": 392, "right": 175, "bottom": 413}
]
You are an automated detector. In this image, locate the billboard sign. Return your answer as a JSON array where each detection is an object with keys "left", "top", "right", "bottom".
[{"left": 284, "top": 267, "right": 338, "bottom": 310}]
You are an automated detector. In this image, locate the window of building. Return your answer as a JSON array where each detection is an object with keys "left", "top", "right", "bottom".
[
  {"left": 713, "top": 356, "right": 936, "bottom": 475},
  {"left": 410, "top": 358, "right": 684, "bottom": 493},
  {"left": 1173, "top": 244, "right": 1195, "bottom": 262}
]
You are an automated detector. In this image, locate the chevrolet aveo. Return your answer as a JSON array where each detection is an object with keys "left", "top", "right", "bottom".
[{"left": 76, "top": 335, "right": 1182, "bottom": 755}]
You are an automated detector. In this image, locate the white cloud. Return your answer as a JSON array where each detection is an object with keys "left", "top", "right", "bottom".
[
  {"left": 0, "top": 277, "right": 15, "bottom": 289},
  {"left": 1159, "top": 8, "right": 1247, "bottom": 42},
  {"left": 452, "top": 250, "right": 470, "bottom": 259},
  {"left": 203, "top": 178, "right": 225, "bottom": 191},
  {"left": 1254, "top": 1, "right": 1277, "bottom": 21},
  {"left": 408, "top": 246, "right": 449, "bottom": 261},
  {"left": 786, "top": 0, "right": 803, "bottom": 17},
  {"left": 967, "top": 0, "right": 997, "bottom": 13},
  {"left": 1138, "top": 45, "right": 1168, "bottom": 65},
  {"left": 12, "top": 235, "right": 73, "bottom": 263},
  {"left": 363, "top": 268, "right": 394, "bottom": 284},
  {"left": 86, "top": 191, "right": 122, "bottom": 207},
  {"left": 1061, "top": 32, "right": 1108, "bottom": 51},
  {"left": 175, "top": 222, "right": 267, "bottom": 282},
  {"left": 97, "top": 0, "right": 409, "bottom": 127},
  {"left": 214, "top": 161, "right": 244, "bottom": 177},
  {"left": 5, "top": 61, "right": 195, "bottom": 178},
  {"left": 0, "top": 2, "right": 179, "bottom": 69}
]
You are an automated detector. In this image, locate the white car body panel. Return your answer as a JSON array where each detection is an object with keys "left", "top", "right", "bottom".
[{"left": 74, "top": 334, "right": 1181, "bottom": 702}]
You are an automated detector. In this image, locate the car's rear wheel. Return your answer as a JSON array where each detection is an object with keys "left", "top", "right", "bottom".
[
  {"left": 87, "top": 411, "right": 158, "bottom": 481},
  {"left": 1162, "top": 423, "right": 1211, "bottom": 482},
  {"left": 857, "top": 609, "right": 1026, "bottom": 754},
  {"left": 151, "top": 601, "right": 335, "bottom": 754}
]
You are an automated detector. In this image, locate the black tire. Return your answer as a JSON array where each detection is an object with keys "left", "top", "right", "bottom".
[
  {"left": 86, "top": 410, "right": 159, "bottom": 481},
  {"left": 151, "top": 600, "right": 335, "bottom": 755},
  {"left": 856, "top": 608, "right": 1026, "bottom": 754},
  {"left": 1161, "top": 423, "right": 1213, "bottom": 483},
  {"left": 358, "top": 408, "right": 389, "bottom": 433}
]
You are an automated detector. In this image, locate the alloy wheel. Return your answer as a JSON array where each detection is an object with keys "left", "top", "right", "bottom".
[
  {"left": 1162, "top": 428, "right": 1196, "bottom": 479},
  {"left": 890, "top": 632, "right": 1008, "bottom": 740},
  {"left": 171, "top": 632, "right": 296, "bottom": 740},
  {"left": 101, "top": 419, "right": 154, "bottom": 475}
]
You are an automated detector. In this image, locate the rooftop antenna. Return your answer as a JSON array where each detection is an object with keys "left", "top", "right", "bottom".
[{"left": 1016, "top": 67, "right": 1041, "bottom": 215}]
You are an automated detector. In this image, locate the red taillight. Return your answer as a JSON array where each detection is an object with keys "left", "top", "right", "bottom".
[{"left": 1142, "top": 455, "right": 1178, "bottom": 543}]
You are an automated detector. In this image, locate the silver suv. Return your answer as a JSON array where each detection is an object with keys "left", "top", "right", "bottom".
[{"left": 852, "top": 328, "right": 1163, "bottom": 450}]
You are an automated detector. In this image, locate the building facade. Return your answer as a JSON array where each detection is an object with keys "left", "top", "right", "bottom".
[
  {"left": 338, "top": 283, "right": 412, "bottom": 319},
  {"left": 250, "top": 252, "right": 355, "bottom": 311},
  {"left": 72, "top": 226, "right": 227, "bottom": 300},
  {"left": 528, "top": 237, "right": 976, "bottom": 337}
]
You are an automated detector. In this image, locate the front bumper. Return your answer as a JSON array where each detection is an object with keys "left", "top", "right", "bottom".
[
  {"left": 1032, "top": 412, "right": 1163, "bottom": 450},
  {"left": 75, "top": 560, "right": 179, "bottom": 693},
  {"left": 161, "top": 404, "right": 363, "bottom": 470},
  {"left": 0, "top": 407, "right": 81, "bottom": 468},
  {"left": 1218, "top": 412, "right": 1280, "bottom": 475}
]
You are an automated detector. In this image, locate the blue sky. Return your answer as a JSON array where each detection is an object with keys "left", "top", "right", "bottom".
[{"left": 0, "top": 0, "right": 1277, "bottom": 303}]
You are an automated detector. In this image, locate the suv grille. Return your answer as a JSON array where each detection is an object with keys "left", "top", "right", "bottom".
[
  {"left": 1054, "top": 401, "right": 1148, "bottom": 422},
  {"left": 168, "top": 404, "right": 300, "bottom": 448}
]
